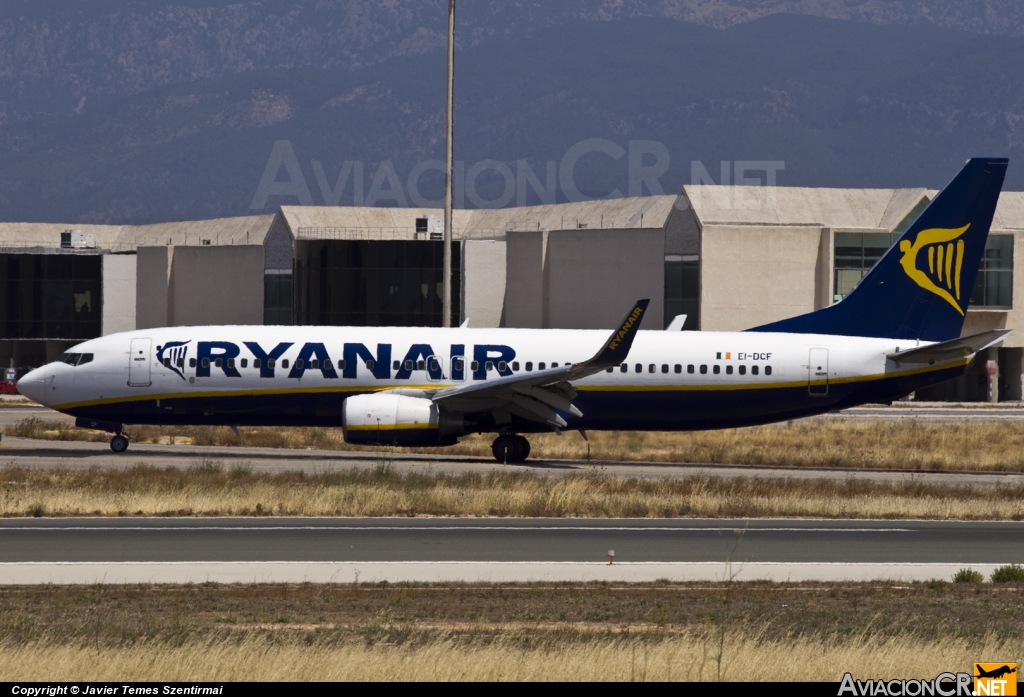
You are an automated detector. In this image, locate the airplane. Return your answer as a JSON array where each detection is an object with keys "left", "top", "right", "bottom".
[{"left": 15, "top": 157, "right": 1010, "bottom": 463}]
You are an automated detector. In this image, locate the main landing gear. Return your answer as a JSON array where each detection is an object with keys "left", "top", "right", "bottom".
[
  {"left": 110, "top": 434, "right": 129, "bottom": 453},
  {"left": 491, "top": 434, "right": 531, "bottom": 463}
]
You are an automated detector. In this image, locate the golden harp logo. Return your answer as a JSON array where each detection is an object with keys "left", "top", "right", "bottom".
[{"left": 898, "top": 224, "right": 971, "bottom": 315}]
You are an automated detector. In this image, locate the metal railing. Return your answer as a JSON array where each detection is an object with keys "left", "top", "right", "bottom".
[{"left": 295, "top": 226, "right": 507, "bottom": 241}]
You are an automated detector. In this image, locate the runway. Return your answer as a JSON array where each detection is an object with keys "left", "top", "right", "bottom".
[{"left": 0, "top": 518, "right": 1020, "bottom": 584}]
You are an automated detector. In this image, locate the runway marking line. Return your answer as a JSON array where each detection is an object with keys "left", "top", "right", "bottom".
[{"left": 0, "top": 526, "right": 917, "bottom": 532}]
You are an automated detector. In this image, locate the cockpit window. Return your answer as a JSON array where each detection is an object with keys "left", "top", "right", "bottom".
[{"left": 56, "top": 352, "right": 93, "bottom": 366}]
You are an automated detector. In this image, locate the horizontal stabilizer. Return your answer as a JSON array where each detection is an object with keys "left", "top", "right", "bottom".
[{"left": 888, "top": 330, "right": 1010, "bottom": 364}]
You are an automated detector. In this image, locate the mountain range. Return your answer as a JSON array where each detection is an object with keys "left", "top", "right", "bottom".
[{"left": 1, "top": 1, "right": 1023, "bottom": 223}]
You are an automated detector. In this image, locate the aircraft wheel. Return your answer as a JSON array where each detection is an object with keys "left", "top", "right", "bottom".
[
  {"left": 491, "top": 435, "right": 519, "bottom": 463},
  {"left": 513, "top": 435, "right": 531, "bottom": 462},
  {"left": 110, "top": 435, "right": 129, "bottom": 453}
]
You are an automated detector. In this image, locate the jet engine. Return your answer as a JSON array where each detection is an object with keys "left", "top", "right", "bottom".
[{"left": 343, "top": 393, "right": 464, "bottom": 447}]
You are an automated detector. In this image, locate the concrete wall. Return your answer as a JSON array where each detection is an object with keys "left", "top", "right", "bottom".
[
  {"left": 135, "top": 246, "right": 171, "bottom": 329},
  {"left": 700, "top": 224, "right": 822, "bottom": 331},
  {"left": 664, "top": 199, "right": 700, "bottom": 256},
  {"left": 503, "top": 230, "right": 545, "bottom": 328},
  {"left": 101, "top": 254, "right": 136, "bottom": 335},
  {"left": 169, "top": 246, "right": 264, "bottom": 326},
  {"left": 544, "top": 229, "right": 664, "bottom": 330},
  {"left": 264, "top": 213, "right": 294, "bottom": 271},
  {"left": 462, "top": 240, "right": 506, "bottom": 328}
]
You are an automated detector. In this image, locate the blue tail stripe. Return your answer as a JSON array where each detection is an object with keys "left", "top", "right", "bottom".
[{"left": 748, "top": 157, "right": 1009, "bottom": 341}]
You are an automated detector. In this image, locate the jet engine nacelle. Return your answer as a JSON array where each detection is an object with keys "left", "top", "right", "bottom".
[{"left": 342, "top": 393, "right": 463, "bottom": 447}]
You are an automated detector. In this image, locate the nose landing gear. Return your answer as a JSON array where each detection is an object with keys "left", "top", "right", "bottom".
[
  {"left": 491, "top": 434, "right": 531, "bottom": 463},
  {"left": 110, "top": 434, "right": 129, "bottom": 453}
]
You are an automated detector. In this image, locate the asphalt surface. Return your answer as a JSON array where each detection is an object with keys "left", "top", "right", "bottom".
[
  {"left": 4, "top": 402, "right": 1024, "bottom": 488},
  {"left": 1, "top": 518, "right": 1021, "bottom": 564}
]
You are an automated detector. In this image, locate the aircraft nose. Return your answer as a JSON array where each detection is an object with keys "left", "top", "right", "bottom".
[{"left": 15, "top": 367, "right": 47, "bottom": 404}]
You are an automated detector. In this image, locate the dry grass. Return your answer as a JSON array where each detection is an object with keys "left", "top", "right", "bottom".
[
  {"left": 2, "top": 633, "right": 1017, "bottom": 681},
  {"left": 2, "top": 462, "right": 1024, "bottom": 518},
  {"left": 10, "top": 416, "right": 1024, "bottom": 471},
  {"left": 1, "top": 582, "right": 1019, "bottom": 681}
]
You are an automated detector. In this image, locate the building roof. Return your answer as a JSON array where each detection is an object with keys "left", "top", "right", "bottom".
[
  {"left": 0, "top": 223, "right": 124, "bottom": 250},
  {"left": 682, "top": 185, "right": 930, "bottom": 231},
  {"left": 279, "top": 196, "right": 677, "bottom": 241},
  {"left": 114, "top": 215, "right": 276, "bottom": 250}
]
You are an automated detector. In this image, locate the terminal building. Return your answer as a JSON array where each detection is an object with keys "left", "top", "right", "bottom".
[{"left": 2, "top": 185, "right": 1022, "bottom": 401}]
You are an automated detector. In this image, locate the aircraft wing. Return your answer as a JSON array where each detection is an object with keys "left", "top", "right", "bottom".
[
  {"left": 431, "top": 299, "right": 650, "bottom": 430},
  {"left": 887, "top": 329, "right": 1010, "bottom": 364}
]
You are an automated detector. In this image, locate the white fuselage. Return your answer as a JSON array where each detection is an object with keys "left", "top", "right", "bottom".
[{"left": 16, "top": 326, "right": 958, "bottom": 434}]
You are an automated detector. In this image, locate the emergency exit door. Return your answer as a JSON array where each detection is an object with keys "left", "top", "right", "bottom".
[
  {"left": 808, "top": 348, "right": 828, "bottom": 396},
  {"left": 128, "top": 338, "right": 152, "bottom": 387}
]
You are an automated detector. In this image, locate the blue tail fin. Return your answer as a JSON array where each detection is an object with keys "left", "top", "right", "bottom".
[{"left": 749, "top": 157, "right": 1009, "bottom": 341}]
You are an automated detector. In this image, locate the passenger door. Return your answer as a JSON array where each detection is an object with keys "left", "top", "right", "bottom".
[
  {"left": 808, "top": 348, "right": 828, "bottom": 396},
  {"left": 128, "top": 338, "right": 152, "bottom": 387}
]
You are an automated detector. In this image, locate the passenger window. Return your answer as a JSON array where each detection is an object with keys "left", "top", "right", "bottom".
[
  {"left": 648, "top": 364, "right": 655, "bottom": 373},
  {"left": 471, "top": 361, "right": 480, "bottom": 371},
  {"left": 635, "top": 364, "right": 642, "bottom": 373},
  {"left": 453, "top": 358, "right": 464, "bottom": 371},
  {"left": 417, "top": 360, "right": 425, "bottom": 370},
  {"left": 364, "top": 359, "right": 373, "bottom": 370},
  {"left": 620, "top": 364, "right": 627, "bottom": 373},
  {"left": 498, "top": 361, "right": 507, "bottom": 372},
  {"left": 713, "top": 365, "right": 720, "bottom": 375},
  {"left": 606, "top": 367, "right": 613, "bottom": 373},
  {"left": 190, "top": 358, "right": 197, "bottom": 368},
  {"left": 429, "top": 359, "right": 439, "bottom": 372},
  {"left": 163, "top": 358, "right": 171, "bottom": 367},
  {"left": 394, "top": 360, "right": 402, "bottom": 370},
  {"left": 751, "top": 365, "right": 759, "bottom": 375},
  {"left": 700, "top": 365, "right": 707, "bottom": 374},
  {"left": 241, "top": 359, "right": 248, "bottom": 368},
  {"left": 228, "top": 358, "right": 235, "bottom": 369},
  {"left": 512, "top": 362, "right": 520, "bottom": 371},
  {"left": 404, "top": 360, "right": 413, "bottom": 370},
  {"left": 282, "top": 359, "right": 289, "bottom": 369},
  {"left": 177, "top": 358, "right": 184, "bottom": 368},
  {"left": 538, "top": 362, "right": 546, "bottom": 370},
  {"left": 202, "top": 358, "right": 210, "bottom": 369},
  {"left": 552, "top": 362, "right": 559, "bottom": 368},
  {"left": 254, "top": 358, "right": 262, "bottom": 369},
  {"left": 215, "top": 358, "right": 222, "bottom": 368},
  {"left": 78, "top": 354, "right": 93, "bottom": 366},
  {"left": 765, "top": 366, "right": 772, "bottom": 376},
  {"left": 687, "top": 365, "right": 694, "bottom": 374},
  {"left": 739, "top": 365, "right": 746, "bottom": 375},
  {"left": 486, "top": 361, "right": 494, "bottom": 371},
  {"left": 674, "top": 365, "right": 682, "bottom": 374},
  {"left": 338, "top": 359, "right": 346, "bottom": 370},
  {"left": 310, "top": 359, "right": 318, "bottom": 369},
  {"left": 295, "top": 359, "right": 303, "bottom": 370},
  {"left": 526, "top": 362, "right": 533, "bottom": 371},
  {"left": 268, "top": 359, "right": 276, "bottom": 368},
  {"left": 726, "top": 365, "right": 733, "bottom": 375}
]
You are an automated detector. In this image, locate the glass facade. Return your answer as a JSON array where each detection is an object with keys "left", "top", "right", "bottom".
[
  {"left": 0, "top": 253, "right": 102, "bottom": 339},
  {"left": 971, "top": 235, "right": 1013, "bottom": 308},
  {"left": 294, "top": 240, "right": 461, "bottom": 327},
  {"left": 834, "top": 232, "right": 1013, "bottom": 308},
  {"left": 833, "top": 232, "right": 895, "bottom": 301},
  {"left": 263, "top": 274, "right": 293, "bottom": 325},
  {"left": 664, "top": 258, "right": 699, "bottom": 330}
]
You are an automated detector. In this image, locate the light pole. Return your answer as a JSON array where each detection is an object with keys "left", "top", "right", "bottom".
[{"left": 442, "top": 0, "right": 455, "bottom": 327}]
